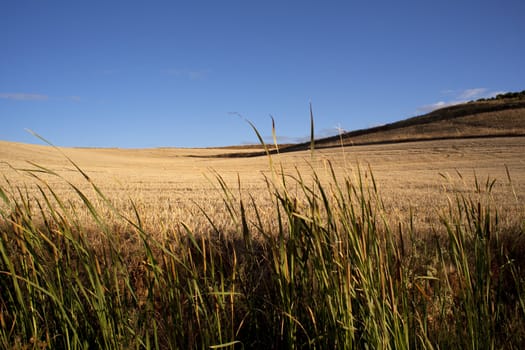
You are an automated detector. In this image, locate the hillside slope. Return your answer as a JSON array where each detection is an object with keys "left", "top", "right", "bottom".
[
  {"left": 310, "top": 91, "right": 525, "bottom": 149},
  {"left": 216, "top": 91, "right": 525, "bottom": 157},
  {"left": 1, "top": 91, "right": 524, "bottom": 160}
]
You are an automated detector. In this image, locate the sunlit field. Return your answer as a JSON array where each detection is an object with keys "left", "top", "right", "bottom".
[
  {"left": 2, "top": 137, "right": 524, "bottom": 236},
  {"left": 1, "top": 136, "right": 525, "bottom": 348}
]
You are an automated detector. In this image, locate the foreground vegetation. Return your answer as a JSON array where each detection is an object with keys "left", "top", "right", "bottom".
[{"left": 1, "top": 147, "right": 524, "bottom": 349}]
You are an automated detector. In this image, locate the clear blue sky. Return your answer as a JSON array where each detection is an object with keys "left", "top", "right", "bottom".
[{"left": 2, "top": 1, "right": 524, "bottom": 148}]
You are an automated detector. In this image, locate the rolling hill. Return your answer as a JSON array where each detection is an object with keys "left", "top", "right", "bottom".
[
  {"left": 1, "top": 90, "right": 524, "bottom": 161},
  {"left": 215, "top": 90, "right": 525, "bottom": 157}
]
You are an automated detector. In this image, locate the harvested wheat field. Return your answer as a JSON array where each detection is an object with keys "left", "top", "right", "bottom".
[
  {"left": 1, "top": 136, "right": 524, "bottom": 237},
  {"left": 2, "top": 129, "right": 525, "bottom": 348}
]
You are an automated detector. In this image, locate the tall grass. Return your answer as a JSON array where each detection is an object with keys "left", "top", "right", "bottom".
[{"left": 1, "top": 131, "right": 524, "bottom": 348}]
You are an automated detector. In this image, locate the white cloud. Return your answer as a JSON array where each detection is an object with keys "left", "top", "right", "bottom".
[
  {"left": 0, "top": 93, "right": 48, "bottom": 101},
  {"left": 416, "top": 87, "right": 507, "bottom": 114},
  {"left": 458, "top": 88, "right": 488, "bottom": 100},
  {"left": 486, "top": 90, "right": 507, "bottom": 98},
  {"left": 457, "top": 88, "right": 506, "bottom": 100},
  {"left": 416, "top": 100, "right": 463, "bottom": 114}
]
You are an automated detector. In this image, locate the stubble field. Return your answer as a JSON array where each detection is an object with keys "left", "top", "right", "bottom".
[
  {"left": 1, "top": 137, "right": 523, "bottom": 237},
  {"left": 1, "top": 136, "right": 525, "bottom": 348}
]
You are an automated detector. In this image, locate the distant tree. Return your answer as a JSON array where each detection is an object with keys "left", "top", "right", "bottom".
[
  {"left": 493, "top": 91, "right": 525, "bottom": 100},
  {"left": 476, "top": 90, "right": 525, "bottom": 102}
]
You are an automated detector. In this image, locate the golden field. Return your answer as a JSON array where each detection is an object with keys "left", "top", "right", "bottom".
[
  {"left": 2, "top": 132, "right": 525, "bottom": 348},
  {"left": 4, "top": 95, "right": 525, "bottom": 349},
  {"left": 1, "top": 136, "right": 524, "bottom": 240}
]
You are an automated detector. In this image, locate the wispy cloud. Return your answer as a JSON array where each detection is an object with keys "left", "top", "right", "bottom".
[
  {"left": 416, "top": 100, "right": 464, "bottom": 114},
  {"left": 458, "top": 88, "right": 488, "bottom": 100},
  {"left": 163, "top": 69, "right": 210, "bottom": 81},
  {"left": 0, "top": 93, "right": 48, "bottom": 101},
  {"left": 416, "top": 88, "right": 506, "bottom": 114},
  {"left": 454, "top": 88, "right": 506, "bottom": 101}
]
